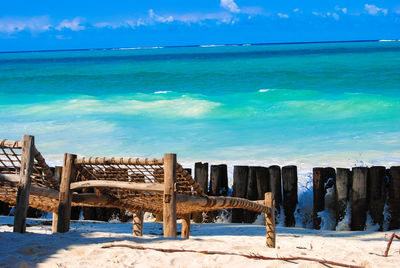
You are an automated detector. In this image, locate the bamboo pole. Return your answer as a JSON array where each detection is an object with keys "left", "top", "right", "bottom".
[
  {"left": 56, "top": 153, "right": 77, "bottom": 233},
  {"left": 132, "top": 210, "right": 144, "bottom": 236},
  {"left": 265, "top": 192, "right": 276, "bottom": 248},
  {"left": 75, "top": 157, "right": 163, "bottom": 166},
  {"left": 176, "top": 195, "right": 270, "bottom": 214},
  {"left": 13, "top": 135, "right": 35, "bottom": 233},
  {"left": 70, "top": 180, "right": 164, "bottom": 192},
  {"left": 163, "top": 153, "right": 177, "bottom": 238},
  {"left": 0, "top": 139, "right": 22, "bottom": 149},
  {"left": 181, "top": 214, "right": 190, "bottom": 239}
]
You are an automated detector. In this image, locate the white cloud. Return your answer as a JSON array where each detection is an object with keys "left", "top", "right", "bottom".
[
  {"left": 220, "top": 0, "right": 240, "bottom": 13},
  {"left": 332, "top": 13, "right": 340, "bottom": 20},
  {"left": 293, "top": 8, "right": 299, "bottom": 13},
  {"left": 311, "top": 11, "right": 340, "bottom": 20},
  {"left": 277, "top": 13, "right": 289, "bottom": 19},
  {"left": 93, "top": 22, "right": 122, "bottom": 29},
  {"left": 364, "top": 4, "right": 388, "bottom": 16},
  {"left": 148, "top": 9, "right": 174, "bottom": 23},
  {"left": 335, "top": 6, "right": 347, "bottom": 14},
  {"left": 56, "top": 17, "right": 85, "bottom": 31},
  {"left": 0, "top": 16, "right": 51, "bottom": 34}
]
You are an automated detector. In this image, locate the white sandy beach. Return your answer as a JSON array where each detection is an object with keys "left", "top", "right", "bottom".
[{"left": 0, "top": 216, "right": 398, "bottom": 268}]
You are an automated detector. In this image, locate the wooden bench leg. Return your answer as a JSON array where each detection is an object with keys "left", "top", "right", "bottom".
[
  {"left": 51, "top": 212, "right": 58, "bottom": 233},
  {"left": 56, "top": 153, "right": 77, "bottom": 233},
  {"left": 265, "top": 192, "right": 276, "bottom": 248},
  {"left": 163, "top": 153, "right": 177, "bottom": 238},
  {"left": 181, "top": 214, "right": 190, "bottom": 239},
  {"left": 13, "top": 135, "right": 35, "bottom": 233},
  {"left": 133, "top": 210, "right": 144, "bottom": 236}
]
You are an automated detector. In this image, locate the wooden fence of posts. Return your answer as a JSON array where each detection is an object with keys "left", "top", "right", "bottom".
[{"left": 192, "top": 163, "right": 399, "bottom": 231}]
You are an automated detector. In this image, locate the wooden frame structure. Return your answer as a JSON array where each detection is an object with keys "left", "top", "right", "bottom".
[{"left": 0, "top": 135, "right": 276, "bottom": 247}]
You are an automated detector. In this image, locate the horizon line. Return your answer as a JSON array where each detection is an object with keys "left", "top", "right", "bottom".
[{"left": 0, "top": 39, "right": 395, "bottom": 54}]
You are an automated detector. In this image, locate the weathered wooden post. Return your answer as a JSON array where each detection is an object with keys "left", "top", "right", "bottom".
[
  {"left": 368, "top": 166, "right": 386, "bottom": 229},
  {"left": 265, "top": 192, "right": 275, "bottom": 248},
  {"left": 210, "top": 164, "right": 228, "bottom": 196},
  {"left": 56, "top": 153, "right": 77, "bottom": 233},
  {"left": 256, "top": 167, "right": 270, "bottom": 200},
  {"left": 13, "top": 135, "right": 35, "bottom": 233},
  {"left": 163, "top": 153, "right": 177, "bottom": 237},
  {"left": 269, "top": 165, "right": 282, "bottom": 211},
  {"left": 181, "top": 214, "right": 191, "bottom": 239},
  {"left": 232, "top": 166, "right": 248, "bottom": 223},
  {"left": 336, "top": 168, "right": 351, "bottom": 224},
  {"left": 282, "top": 165, "right": 298, "bottom": 227},
  {"left": 208, "top": 164, "right": 228, "bottom": 222},
  {"left": 51, "top": 166, "right": 63, "bottom": 233},
  {"left": 194, "top": 162, "right": 208, "bottom": 193},
  {"left": 132, "top": 210, "right": 144, "bottom": 236},
  {"left": 351, "top": 167, "right": 368, "bottom": 231},
  {"left": 244, "top": 166, "right": 259, "bottom": 223},
  {"left": 192, "top": 162, "right": 208, "bottom": 223},
  {"left": 313, "top": 167, "right": 325, "bottom": 229},
  {"left": 389, "top": 166, "right": 400, "bottom": 230}
]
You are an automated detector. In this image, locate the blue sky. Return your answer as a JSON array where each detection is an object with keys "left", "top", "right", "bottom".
[{"left": 0, "top": 0, "right": 399, "bottom": 51}]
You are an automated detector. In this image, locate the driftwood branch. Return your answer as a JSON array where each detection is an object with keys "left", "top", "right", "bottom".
[
  {"left": 384, "top": 233, "right": 400, "bottom": 257},
  {"left": 101, "top": 244, "right": 364, "bottom": 268}
]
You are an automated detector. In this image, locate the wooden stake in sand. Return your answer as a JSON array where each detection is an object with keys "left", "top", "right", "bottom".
[
  {"left": 351, "top": 167, "right": 368, "bottom": 231},
  {"left": 232, "top": 165, "right": 249, "bottom": 223},
  {"left": 282, "top": 165, "right": 298, "bottom": 227},
  {"left": 335, "top": 168, "right": 351, "bottom": 224}
]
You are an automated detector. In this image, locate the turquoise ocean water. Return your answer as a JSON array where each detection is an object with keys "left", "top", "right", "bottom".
[{"left": 0, "top": 41, "right": 399, "bottom": 166}]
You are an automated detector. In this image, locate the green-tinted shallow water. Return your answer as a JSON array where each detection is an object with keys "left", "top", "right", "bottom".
[{"left": 0, "top": 41, "right": 399, "bottom": 165}]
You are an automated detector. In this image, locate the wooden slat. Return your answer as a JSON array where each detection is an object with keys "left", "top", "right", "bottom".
[{"left": 70, "top": 180, "right": 164, "bottom": 192}]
